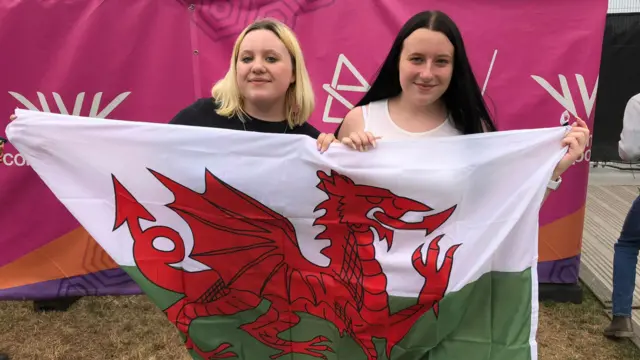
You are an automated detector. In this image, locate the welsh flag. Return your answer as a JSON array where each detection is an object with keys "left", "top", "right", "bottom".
[{"left": 7, "top": 109, "right": 566, "bottom": 360}]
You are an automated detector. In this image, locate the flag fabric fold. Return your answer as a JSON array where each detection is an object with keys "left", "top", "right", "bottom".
[{"left": 7, "top": 109, "right": 567, "bottom": 360}]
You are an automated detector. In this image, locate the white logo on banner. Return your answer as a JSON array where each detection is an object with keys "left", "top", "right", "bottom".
[
  {"left": 1, "top": 153, "right": 28, "bottom": 167},
  {"left": 322, "top": 54, "right": 370, "bottom": 123},
  {"left": 531, "top": 75, "right": 597, "bottom": 163},
  {"left": 531, "top": 74, "right": 599, "bottom": 120},
  {"left": 482, "top": 50, "right": 498, "bottom": 96},
  {"left": 8, "top": 91, "right": 131, "bottom": 119},
  {"left": 3, "top": 91, "right": 131, "bottom": 166}
]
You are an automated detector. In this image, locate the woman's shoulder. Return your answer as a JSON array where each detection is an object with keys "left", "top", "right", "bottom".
[
  {"left": 181, "top": 97, "right": 219, "bottom": 114},
  {"left": 169, "top": 97, "right": 220, "bottom": 125},
  {"left": 334, "top": 103, "right": 374, "bottom": 137},
  {"left": 346, "top": 99, "right": 388, "bottom": 122}
]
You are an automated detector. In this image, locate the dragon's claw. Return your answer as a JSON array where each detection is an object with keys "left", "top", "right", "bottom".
[
  {"left": 412, "top": 235, "right": 460, "bottom": 279},
  {"left": 186, "top": 339, "right": 237, "bottom": 359},
  {"left": 409, "top": 235, "right": 460, "bottom": 318},
  {"left": 269, "top": 336, "right": 334, "bottom": 360}
]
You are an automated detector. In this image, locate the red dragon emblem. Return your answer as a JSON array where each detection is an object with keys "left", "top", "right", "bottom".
[{"left": 112, "top": 169, "right": 460, "bottom": 360}]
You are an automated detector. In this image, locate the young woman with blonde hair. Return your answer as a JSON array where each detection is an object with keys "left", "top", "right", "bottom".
[
  {"left": 1, "top": 17, "right": 336, "bottom": 330},
  {"left": 170, "top": 18, "right": 335, "bottom": 151}
]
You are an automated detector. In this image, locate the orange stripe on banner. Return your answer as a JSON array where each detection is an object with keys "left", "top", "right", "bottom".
[
  {"left": 0, "top": 208, "right": 585, "bottom": 290},
  {"left": 0, "top": 227, "right": 118, "bottom": 290},
  {"left": 538, "top": 205, "right": 586, "bottom": 262}
]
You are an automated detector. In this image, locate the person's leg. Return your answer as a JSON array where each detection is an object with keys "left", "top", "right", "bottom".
[{"left": 605, "top": 194, "right": 640, "bottom": 338}]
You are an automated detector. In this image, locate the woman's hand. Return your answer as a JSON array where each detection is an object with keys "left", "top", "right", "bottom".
[
  {"left": 340, "top": 131, "right": 381, "bottom": 152},
  {"left": 316, "top": 133, "right": 339, "bottom": 153},
  {"left": 552, "top": 117, "right": 590, "bottom": 179},
  {"left": 1, "top": 115, "right": 16, "bottom": 164}
]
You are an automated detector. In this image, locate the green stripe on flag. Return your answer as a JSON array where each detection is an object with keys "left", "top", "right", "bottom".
[
  {"left": 393, "top": 269, "right": 533, "bottom": 360},
  {"left": 122, "top": 266, "right": 533, "bottom": 360}
]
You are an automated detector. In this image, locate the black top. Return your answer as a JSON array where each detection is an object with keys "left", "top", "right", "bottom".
[{"left": 169, "top": 97, "right": 321, "bottom": 139}]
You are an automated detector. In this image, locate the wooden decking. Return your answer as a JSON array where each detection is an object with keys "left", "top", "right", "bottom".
[{"left": 580, "top": 166, "right": 640, "bottom": 347}]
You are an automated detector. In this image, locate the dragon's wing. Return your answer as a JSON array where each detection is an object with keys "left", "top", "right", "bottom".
[{"left": 149, "top": 169, "right": 300, "bottom": 289}]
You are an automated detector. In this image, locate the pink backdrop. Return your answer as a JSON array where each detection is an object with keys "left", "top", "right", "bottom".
[{"left": 0, "top": 0, "right": 607, "bottom": 300}]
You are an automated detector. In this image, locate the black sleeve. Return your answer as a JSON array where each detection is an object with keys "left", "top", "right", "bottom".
[
  {"left": 169, "top": 105, "right": 199, "bottom": 125},
  {"left": 298, "top": 123, "right": 321, "bottom": 139},
  {"left": 168, "top": 98, "right": 215, "bottom": 126}
]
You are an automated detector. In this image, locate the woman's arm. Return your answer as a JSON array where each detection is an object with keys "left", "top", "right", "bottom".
[
  {"left": 337, "top": 106, "right": 380, "bottom": 151},
  {"left": 619, "top": 95, "right": 640, "bottom": 162},
  {"left": 337, "top": 107, "right": 365, "bottom": 139},
  {"left": 541, "top": 118, "right": 590, "bottom": 205}
]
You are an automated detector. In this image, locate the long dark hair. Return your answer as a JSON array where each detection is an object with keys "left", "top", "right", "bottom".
[{"left": 336, "top": 10, "right": 497, "bottom": 135}]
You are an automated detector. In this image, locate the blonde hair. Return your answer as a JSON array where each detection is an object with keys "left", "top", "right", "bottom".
[{"left": 211, "top": 18, "right": 315, "bottom": 128}]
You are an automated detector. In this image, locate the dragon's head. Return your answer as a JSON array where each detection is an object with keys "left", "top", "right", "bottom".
[{"left": 314, "top": 170, "right": 456, "bottom": 249}]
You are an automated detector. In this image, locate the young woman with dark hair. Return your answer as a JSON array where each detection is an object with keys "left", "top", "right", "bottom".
[
  {"left": 335, "top": 10, "right": 589, "bottom": 199},
  {"left": 337, "top": 10, "right": 495, "bottom": 138}
]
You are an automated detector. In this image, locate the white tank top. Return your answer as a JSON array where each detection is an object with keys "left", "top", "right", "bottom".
[{"left": 362, "top": 99, "right": 461, "bottom": 140}]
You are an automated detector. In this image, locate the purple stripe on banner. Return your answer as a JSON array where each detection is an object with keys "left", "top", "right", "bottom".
[
  {"left": 0, "top": 257, "right": 581, "bottom": 300},
  {"left": 0, "top": 268, "right": 142, "bottom": 301},
  {"left": 537, "top": 255, "right": 581, "bottom": 284}
]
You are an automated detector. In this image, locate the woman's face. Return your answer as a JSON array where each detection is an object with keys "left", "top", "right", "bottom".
[
  {"left": 398, "top": 28, "right": 454, "bottom": 106},
  {"left": 236, "top": 29, "right": 295, "bottom": 107}
]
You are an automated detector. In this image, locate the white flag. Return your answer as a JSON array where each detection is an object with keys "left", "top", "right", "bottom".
[{"left": 7, "top": 109, "right": 566, "bottom": 360}]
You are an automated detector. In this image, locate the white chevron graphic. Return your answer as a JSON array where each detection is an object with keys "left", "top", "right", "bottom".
[{"left": 322, "top": 54, "right": 370, "bottom": 123}]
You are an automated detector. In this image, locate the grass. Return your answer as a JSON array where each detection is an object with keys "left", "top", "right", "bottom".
[
  {"left": 0, "top": 285, "right": 639, "bottom": 360},
  {"left": 537, "top": 288, "right": 640, "bottom": 360}
]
